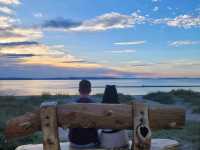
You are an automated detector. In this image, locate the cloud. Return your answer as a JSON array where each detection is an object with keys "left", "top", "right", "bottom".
[
  {"left": 0, "top": 42, "right": 102, "bottom": 69},
  {"left": 0, "top": 6, "right": 14, "bottom": 15},
  {"left": 152, "top": 0, "right": 159, "bottom": 2},
  {"left": 33, "top": 13, "right": 44, "bottom": 18},
  {"left": 0, "top": 16, "right": 18, "bottom": 28},
  {"left": 167, "top": 6, "right": 172, "bottom": 10},
  {"left": 42, "top": 11, "right": 200, "bottom": 32},
  {"left": 166, "top": 15, "right": 200, "bottom": 28},
  {"left": 61, "top": 60, "right": 88, "bottom": 64},
  {"left": 116, "top": 59, "right": 200, "bottom": 77},
  {"left": 43, "top": 12, "right": 146, "bottom": 32},
  {"left": 0, "top": 27, "right": 43, "bottom": 43},
  {"left": 0, "top": 1, "right": 120, "bottom": 76},
  {"left": 110, "top": 49, "right": 136, "bottom": 53},
  {"left": 0, "top": 0, "right": 20, "bottom": 5},
  {"left": 0, "top": 43, "right": 49, "bottom": 56},
  {"left": 153, "top": 6, "right": 159, "bottom": 12},
  {"left": 169, "top": 40, "right": 200, "bottom": 47},
  {"left": 114, "top": 40, "right": 146, "bottom": 45},
  {"left": 153, "top": 15, "right": 200, "bottom": 28},
  {"left": 0, "top": 53, "right": 36, "bottom": 58},
  {"left": 0, "top": 1, "right": 37, "bottom": 45},
  {"left": 0, "top": 41, "right": 38, "bottom": 46},
  {"left": 43, "top": 18, "right": 82, "bottom": 28}
]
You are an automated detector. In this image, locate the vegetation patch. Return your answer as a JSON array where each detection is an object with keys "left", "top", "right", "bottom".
[
  {"left": 153, "top": 121, "right": 200, "bottom": 150},
  {"left": 144, "top": 89, "right": 200, "bottom": 113}
]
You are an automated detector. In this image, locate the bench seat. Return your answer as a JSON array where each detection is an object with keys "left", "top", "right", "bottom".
[{"left": 15, "top": 139, "right": 179, "bottom": 150}]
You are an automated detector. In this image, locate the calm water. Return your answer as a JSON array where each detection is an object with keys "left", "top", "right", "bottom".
[{"left": 0, "top": 79, "right": 200, "bottom": 96}]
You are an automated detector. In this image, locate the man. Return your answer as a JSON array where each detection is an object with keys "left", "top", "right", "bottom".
[{"left": 69, "top": 80, "right": 99, "bottom": 148}]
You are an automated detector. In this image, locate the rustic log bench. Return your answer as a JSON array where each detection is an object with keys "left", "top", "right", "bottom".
[{"left": 5, "top": 102, "right": 185, "bottom": 150}]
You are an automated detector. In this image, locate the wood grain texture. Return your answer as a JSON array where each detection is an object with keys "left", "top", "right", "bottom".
[
  {"left": 5, "top": 103, "right": 185, "bottom": 140},
  {"left": 132, "top": 102, "right": 151, "bottom": 150},
  {"left": 40, "top": 104, "right": 60, "bottom": 150}
]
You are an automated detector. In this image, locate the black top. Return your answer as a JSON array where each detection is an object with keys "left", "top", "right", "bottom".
[{"left": 68, "top": 97, "right": 99, "bottom": 145}]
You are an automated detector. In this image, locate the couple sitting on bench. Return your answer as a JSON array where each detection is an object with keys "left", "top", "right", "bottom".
[{"left": 69, "top": 80, "right": 129, "bottom": 149}]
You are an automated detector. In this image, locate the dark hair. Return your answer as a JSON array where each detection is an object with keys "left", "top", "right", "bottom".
[
  {"left": 102, "top": 85, "right": 119, "bottom": 104},
  {"left": 79, "top": 80, "right": 91, "bottom": 94}
]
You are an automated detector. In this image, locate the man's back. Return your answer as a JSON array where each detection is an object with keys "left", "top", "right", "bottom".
[{"left": 68, "top": 97, "right": 99, "bottom": 145}]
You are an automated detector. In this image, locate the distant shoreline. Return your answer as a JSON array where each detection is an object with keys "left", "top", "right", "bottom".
[{"left": 0, "top": 77, "right": 200, "bottom": 80}]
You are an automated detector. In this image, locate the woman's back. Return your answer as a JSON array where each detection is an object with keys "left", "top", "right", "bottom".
[
  {"left": 100, "top": 129, "right": 129, "bottom": 149},
  {"left": 100, "top": 85, "right": 129, "bottom": 149}
]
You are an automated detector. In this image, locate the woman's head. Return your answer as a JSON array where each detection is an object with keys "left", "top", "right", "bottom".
[{"left": 102, "top": 85, "right": 119, "bottom": 104}]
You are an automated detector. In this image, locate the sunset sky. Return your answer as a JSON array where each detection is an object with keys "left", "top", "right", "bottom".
[{"left": 0, "top": 0, "right": 200, "bottom": 78}]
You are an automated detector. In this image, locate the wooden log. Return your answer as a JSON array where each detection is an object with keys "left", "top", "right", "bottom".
[
  {"left": 40, "top": 102, "right": 60, "bottom": 150},
  {"left": 5, "top": 103, "right": 185, "bottom": 140},
  {"left": 57, "top": 103, "right": 131, "bottom": 129},
  {"left": 132, "top": 102, "right": 151, "bottom": 150},
  {"left": 5, "top": 110, "right": 41, "bottom": 140}
]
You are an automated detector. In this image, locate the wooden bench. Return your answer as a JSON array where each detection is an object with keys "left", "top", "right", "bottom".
[{"left": 5, "top": 102, "right": 185, "bottom": 150}]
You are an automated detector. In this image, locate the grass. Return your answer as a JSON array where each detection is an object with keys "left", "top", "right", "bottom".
[
  {"left": 144, "top": 89, "right": 200, "bottom": 113},
  {"left": 153, "top": 121, "right": 200, "bottom": 150}
]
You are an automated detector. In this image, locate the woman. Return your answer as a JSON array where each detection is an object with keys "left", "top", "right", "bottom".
[{"left": 100, "top": 85, "right": 129, "bottom": 149}]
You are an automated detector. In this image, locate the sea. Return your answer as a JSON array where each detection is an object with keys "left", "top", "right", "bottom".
[{"left": 0, "top": 78, "right": 200, "bottom": 96}]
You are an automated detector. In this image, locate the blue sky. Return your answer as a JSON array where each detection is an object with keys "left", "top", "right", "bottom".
[{"left": 0, "top": 0, "right": 200, "bottom": 78}]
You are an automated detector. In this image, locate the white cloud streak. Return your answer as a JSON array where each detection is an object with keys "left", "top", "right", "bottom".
[
  {"left": 153, "top": 6, "right": 159, "bottom": 12},
  {"left": 169, "top": 40, "right": 200, "bottom": 47},
  {"left": 110, "top": 49, "right": 136, "bottom": 53},
  {"left": 0, "top": 28, "right": 43, "bottom": 43},
  {"left": 0, "top": 6, "right": 14, "bottom": 15},
  {"left": 114, "top": 40, "right": 146, "bottom": 45},
  {"left": 33, "top": 13, "right": 44, "bottom": 18},
  {"left": 0, "top": 0, "right": 20, "bottom": 5},
  {"left": 153, "top": 15, "right": 200, "bottom": 28},
  {"left": 116, "top": 59, "right": 200, "bottom": 77}
]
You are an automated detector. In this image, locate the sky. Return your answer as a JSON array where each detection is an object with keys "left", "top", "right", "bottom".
[{"left": 0, "top": 0, "right": 200, "bottom": 78}]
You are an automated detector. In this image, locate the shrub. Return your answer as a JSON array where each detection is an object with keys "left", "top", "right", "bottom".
[
  {"left": 144, "top": 89, "right": 200, "bottom": 113},
  {"left": 41, "top": 92, "right": 51, "bottom": 99},
  {"left": 144, "top": 91, "right": 175, "bottom": 104}
]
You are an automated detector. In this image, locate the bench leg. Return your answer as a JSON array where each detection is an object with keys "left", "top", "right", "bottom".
[
  {"left": 40, "top": 102, "right": 61, "bottom": 150},
  {"left": 132, "top": 102, "right": 151, "bottom": 150}
]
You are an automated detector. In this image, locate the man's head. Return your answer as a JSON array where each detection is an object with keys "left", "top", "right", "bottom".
[{"left": 79, "top": 80, "right": 91, "bottom": 95}]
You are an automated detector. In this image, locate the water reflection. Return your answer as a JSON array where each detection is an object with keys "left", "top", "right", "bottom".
[{"left": 0, "top": 79, "right": 200, "bottom": 96}]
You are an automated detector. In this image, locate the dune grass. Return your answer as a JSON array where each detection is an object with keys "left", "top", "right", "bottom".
[
  {"left": 153, "top": 121, "right": 200, "bottom": 150},
  {"left": 144, "top": 89, "right": 200, "bottom": 113}
]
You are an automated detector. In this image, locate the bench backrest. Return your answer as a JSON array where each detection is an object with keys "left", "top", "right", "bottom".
[{"left": 5, "top": 102, "right": 185, "bottom": 150}]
